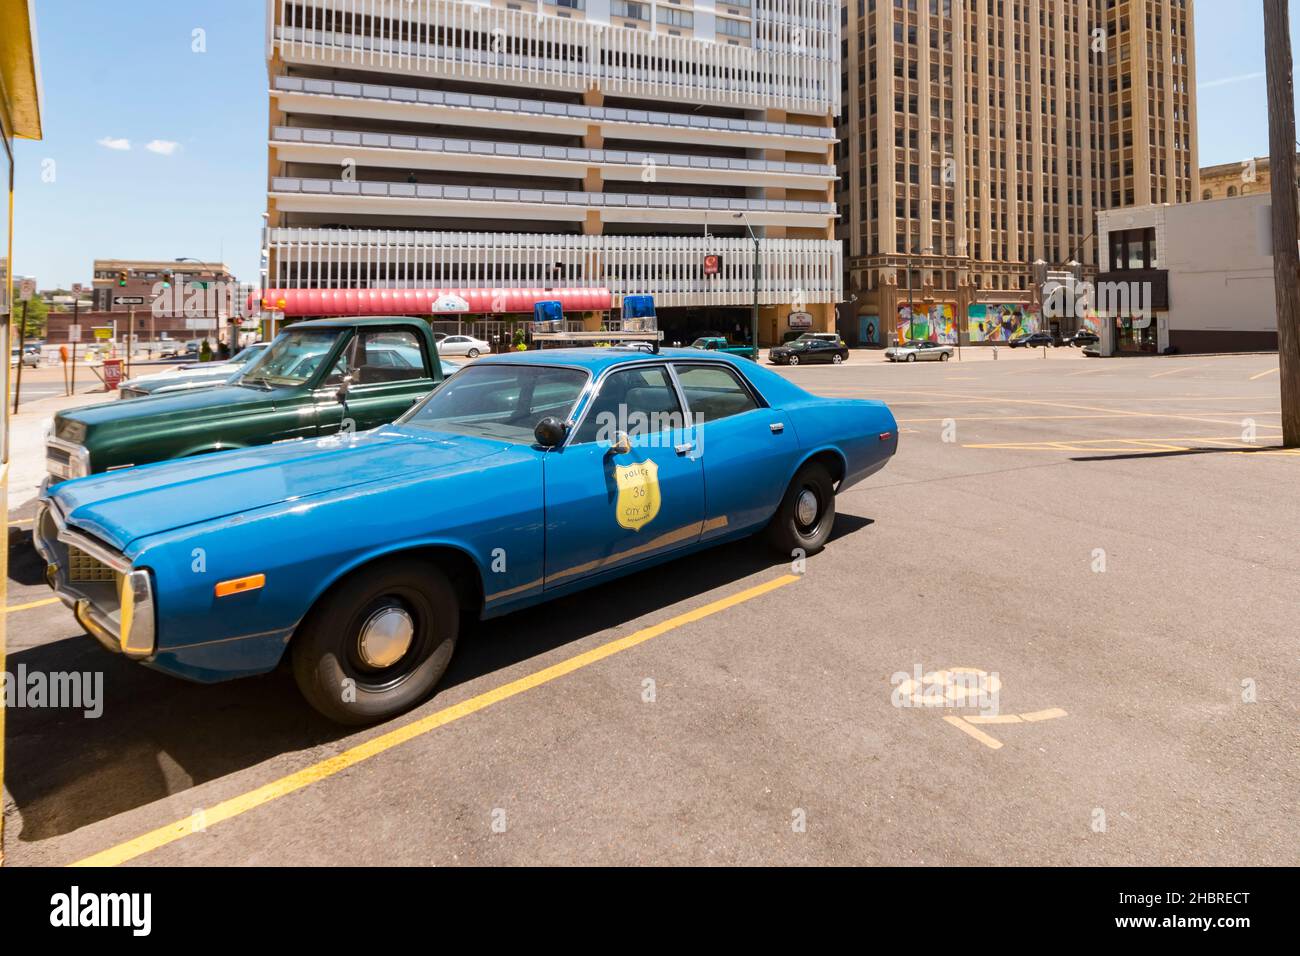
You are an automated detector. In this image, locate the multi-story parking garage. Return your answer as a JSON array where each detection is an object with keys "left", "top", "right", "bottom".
[{"left": 262, "top": 0, "right": 842, "bottom": 345}]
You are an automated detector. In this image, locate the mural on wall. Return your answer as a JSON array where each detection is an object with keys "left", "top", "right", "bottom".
[
  {"left": 858, "top": 314, "right": 881, "bottom": 345},
  {"left": 967, "top": 303, "right": 1040, "bottom": 342},
  {"left": 896, "top": 303, "right": 958, "bottom": 344}
]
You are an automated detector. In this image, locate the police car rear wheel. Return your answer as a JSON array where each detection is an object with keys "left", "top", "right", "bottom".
[
  {"left": 292, "top": 559, "right": 458, "bottom": 725},
  {"left": 766, "top": 461, "right": 836, "bottom": 557}
]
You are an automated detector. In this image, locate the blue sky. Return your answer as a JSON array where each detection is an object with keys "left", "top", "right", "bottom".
[{"left": 11, "top": 0, "right": 1298, "bottom": 288}]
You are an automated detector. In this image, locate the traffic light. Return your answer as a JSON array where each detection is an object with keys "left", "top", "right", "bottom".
[
  {"left": 117, "top": 270, "right": 128, "bottom": 287},
  {"left": 161, "top": 271, "right": 173, "bottom": 289}
]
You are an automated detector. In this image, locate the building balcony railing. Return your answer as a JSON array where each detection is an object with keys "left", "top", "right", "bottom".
[
  {"left": 272, "top": 0, "right": 838, "bottom": 114},
  {"left": 270, "top": 75, "right": 835, "bottom": 144},
  {"left": 271, "top": 126, "right": 835, "bottom": 180},
  {"left": 266, "top": 228, "right": 842, "bottom": 309},
  {"left": 270, "top": 177, "right": 837, "bottom": 218}
]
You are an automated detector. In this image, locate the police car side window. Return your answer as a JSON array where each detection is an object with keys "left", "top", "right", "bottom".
[
  {"left": 673, "top": 364, "right": 760, "bottom": 424},
  {"left": 573, "top": 367, "right": 684, "bottom": 444}
]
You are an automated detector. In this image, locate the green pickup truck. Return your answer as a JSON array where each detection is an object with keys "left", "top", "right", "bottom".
[
  {"left": 45, "top": 317, "right": 445, "bottom": 485},
  {"left": 688, "top": 336, "right": 758, "bottom": 360}
]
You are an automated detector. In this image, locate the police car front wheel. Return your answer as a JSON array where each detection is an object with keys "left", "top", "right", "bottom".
[{"left": 292, "top": 559, "right": 458, "bottom": 725}]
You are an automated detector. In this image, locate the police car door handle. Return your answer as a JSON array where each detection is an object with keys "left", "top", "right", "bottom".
[
  {"left": 675, "top": 442, "right": 695, "bottom": 455},
  {"left": 770, "top": 422, "right": 785, "bottom": 434}
]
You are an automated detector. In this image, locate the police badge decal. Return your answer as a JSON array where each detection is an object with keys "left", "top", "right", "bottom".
[{"left": 614, "top": 459, "right": 661, "bottom": 531}]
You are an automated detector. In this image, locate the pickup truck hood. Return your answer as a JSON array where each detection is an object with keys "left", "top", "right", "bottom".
[
  {"left": 57, "top": 383, "right": 282, "bottom": 434},
  {"left": 49, "top": 427, "right": 508, "bottom": 551}
]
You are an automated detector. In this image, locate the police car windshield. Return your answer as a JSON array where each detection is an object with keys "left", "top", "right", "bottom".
[{"left": 400, "top": 364, "right": 588, "bottom": 443}]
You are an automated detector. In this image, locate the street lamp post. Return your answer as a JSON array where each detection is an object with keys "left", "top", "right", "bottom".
[{"left": 734, "top": 212, "right": 760, "bottom": 352}]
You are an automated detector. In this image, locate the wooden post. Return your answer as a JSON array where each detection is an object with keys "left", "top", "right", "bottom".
[{"left": 1264, "top": 0, "right": 1300, "bottom": 446}]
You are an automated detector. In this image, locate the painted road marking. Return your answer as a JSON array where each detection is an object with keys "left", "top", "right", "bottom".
[
  {"left": 1149, "top": 367, "right": 1193, "bottom": 379},
  {"left": 1250, "top": 367, "right": 1280, "bottom": 381},
  {"left": 944, "top": 716, "right": 1004, "bottom": 749},
  {"left": 70, "top": 574, "right": 801, "bottom": 867},
  {"left": 947, "top": 708, "right": 1069, "bottom": 749},
  {"left": 963, "top": 435, "right": 1285, "bottom": 454},
  {"left": 5, "top": 597, "right": 59, "bottom": 614}
]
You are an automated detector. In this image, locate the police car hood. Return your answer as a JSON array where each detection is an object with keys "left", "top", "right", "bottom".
[{"left": 48, "top": 427, "right": 508, "bottom": 550}]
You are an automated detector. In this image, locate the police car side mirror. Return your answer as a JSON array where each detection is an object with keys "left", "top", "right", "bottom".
[
  {"left": 534, "top": 417, "right": 567, "bottom": 448},
  {"left": 607, "top": 431, "right": 631, "bottom": 455}
]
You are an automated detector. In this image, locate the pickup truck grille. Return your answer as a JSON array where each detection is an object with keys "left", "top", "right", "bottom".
[{"left": 47, "top": 445, "right": 71, "bottom": 467}]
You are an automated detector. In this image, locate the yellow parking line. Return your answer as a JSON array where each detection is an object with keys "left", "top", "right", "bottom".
[
  {"left": 1020, "top": 708, "right": 1069, "bottom": 722},
  {"left": 9, "top": 517, "right": 33, "bottom": 526},
  {"left": 70, "top": 573, "right": 801, "bottom": 867},
  {"left": 943, "top": 716, "right": 1003, "bottom": 749},
  {"left": 4, "top": 597, "right": 59, "bottom": 614},
  {"left": 1250, "top": 367, "right": 1280, "bottom": 381}
]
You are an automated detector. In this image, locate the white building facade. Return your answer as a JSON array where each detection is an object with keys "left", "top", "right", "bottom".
[
  {"left": 1096, "top": 194, "right": 1279, "bottom": 354},
  {"left": 263, "top": 0, "right": 842, "bottom": 343}
]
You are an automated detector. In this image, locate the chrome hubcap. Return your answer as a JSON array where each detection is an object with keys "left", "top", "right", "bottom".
[
  {"left": 796, "top": 489, "right": 819, "bottom": 527},
  {"left": 358, "top": 606, "right": 415, "bottom": 669}
]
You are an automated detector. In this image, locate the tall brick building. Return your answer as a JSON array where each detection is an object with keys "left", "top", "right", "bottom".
[{"left": 837, "top": 0, "right": 1198, "bottom": 346}]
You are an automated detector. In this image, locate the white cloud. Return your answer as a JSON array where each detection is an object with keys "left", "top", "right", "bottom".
[
  {"left": 1198, "top": 72, "right": 1265, "bottom": 91},
  {"left": 97, "top": 136, "right": 131, "bottom": 151},
  {"left": 145, "top": 139, "right": 181, "bottom": 156}
]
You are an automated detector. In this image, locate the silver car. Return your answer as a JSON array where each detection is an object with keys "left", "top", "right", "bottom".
[{"left": 885, "top": 340, "right": 954, "bottom": 362}]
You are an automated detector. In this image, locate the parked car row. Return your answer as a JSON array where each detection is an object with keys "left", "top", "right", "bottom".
[{"left": 36, "top": 316, "right": 898, "bottom": 725}]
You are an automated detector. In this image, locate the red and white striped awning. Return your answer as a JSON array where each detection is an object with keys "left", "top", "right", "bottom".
[{"left": 250, "top": 288, "right": 613, "bottom": 318}]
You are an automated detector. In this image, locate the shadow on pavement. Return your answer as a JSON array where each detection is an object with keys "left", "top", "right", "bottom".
[
  {"left": 1070, "top": 445, "right": 1287, "bottom": 462},
  {"left": 4, "top": 511, "right": 874, "bottom": 844}
]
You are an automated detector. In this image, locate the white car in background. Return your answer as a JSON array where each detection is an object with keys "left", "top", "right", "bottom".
[
  {"left": 118, "top": 343, "right": 270, "bottom": 399},
  {"left": 884, "top": 340, "right": 954, "bottom": 363},
  {"left": 436, "top": 334, "right": 491, "bottom": 358}
]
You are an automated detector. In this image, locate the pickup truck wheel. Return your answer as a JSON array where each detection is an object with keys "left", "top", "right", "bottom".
[
  {"left": 292, "top": 559, "right": 458, "bottom": 725},
  {"left": 765, "top": 461, "right": 836, "bottom": 557}
]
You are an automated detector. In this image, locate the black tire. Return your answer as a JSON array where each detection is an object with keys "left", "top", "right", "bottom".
[
  {"left": 940, "top": 352, "right": 950, "bottom": 361},
  {"left": 832, "top": 353, "right": 844, "bottom": 364},
  {"left": 292, "top": 559, "right": 459, "bottom": 725},
  {"left": 467, "top": 348, "right": 480, "bottom": 358},
  {"left": 907, "top": 353, "right": 916, "bottom": 362},
  {"left": 788, "top": 355, "right": 799, "bottom": 366},
  {"left": 765, "top": 461, "right": 836, "bottom": 557}
]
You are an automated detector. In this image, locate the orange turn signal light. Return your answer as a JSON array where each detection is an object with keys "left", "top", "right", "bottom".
[{"left": 215, "top": 574, "right": 266, "bottom": 598}]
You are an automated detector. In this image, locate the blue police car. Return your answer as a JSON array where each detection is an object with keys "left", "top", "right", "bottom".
[{"left": 35, "top": 348, "right": 898, "bottom": 723}]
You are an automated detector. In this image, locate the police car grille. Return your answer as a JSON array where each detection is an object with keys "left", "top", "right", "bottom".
[{"left": 68, "top": 546, "right": 115, "bottom": 583}]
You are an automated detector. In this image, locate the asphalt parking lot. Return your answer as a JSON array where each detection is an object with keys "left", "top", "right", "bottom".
[{"left": 4, "top": 347, "right": 1297, "bottom": 866}]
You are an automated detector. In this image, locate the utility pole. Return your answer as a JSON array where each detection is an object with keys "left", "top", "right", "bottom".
[
  {"left": 1265, "top": 0, "right": 1300, "bottom": 446},
  {"left": 12, "top": 299, "right": 29, "bottom": 415}
]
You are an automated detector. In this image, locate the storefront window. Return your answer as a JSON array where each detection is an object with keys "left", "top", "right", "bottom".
[{"left": 1114, "top": 315, "right": 1157, "bottom": 353}]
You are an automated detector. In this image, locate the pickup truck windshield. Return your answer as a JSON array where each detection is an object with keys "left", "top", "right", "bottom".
[
  {"left": 238, "top": 329, "right": 345, "bottom": 387},
  {"left": 401, "top": 364, "right": 587, "bottom": 443}
]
